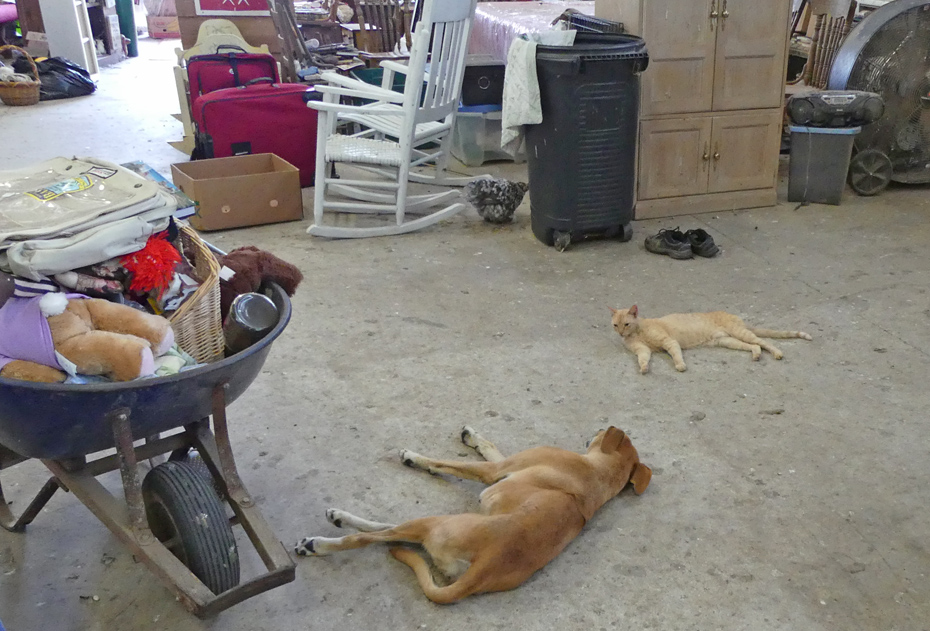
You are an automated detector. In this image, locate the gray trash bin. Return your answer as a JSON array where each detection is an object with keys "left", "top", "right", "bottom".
[{"left": 788, "top": 125, "right": 861, "bottom": 205}]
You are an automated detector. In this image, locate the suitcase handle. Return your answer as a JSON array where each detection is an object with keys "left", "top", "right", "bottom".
[
  {"left": 243, "top": 77, "right": 276, "bottom": 86},
  {"left": 216, "top": 44, "right": 247, "bottom": 54}
]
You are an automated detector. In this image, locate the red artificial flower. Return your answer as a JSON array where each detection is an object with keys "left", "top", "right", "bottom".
[{"left": 121, "top": 233, "right": 183, "bottom": 298}]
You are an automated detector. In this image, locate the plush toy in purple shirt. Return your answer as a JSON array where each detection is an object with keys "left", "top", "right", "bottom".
[{"left": 0, "top": 289, "right": 176, "bottom": 383}]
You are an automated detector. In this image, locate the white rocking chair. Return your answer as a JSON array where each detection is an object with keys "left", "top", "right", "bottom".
[{"left": 307, "top": 0, "right": 481, "bottom": 238}]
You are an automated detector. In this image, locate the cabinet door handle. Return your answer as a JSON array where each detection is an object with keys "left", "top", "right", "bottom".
[
  {"left": 710, "top": 0, "right": 719, "bottom": 29},
  {"left": 721, "top": 0, "right": 729, "bottom": 29},
  {"left": 702, "top": 143, "right": 710, "bottom": 170},
  {"left": 713, "top": 146, "right": 721, "bottom": 168}
]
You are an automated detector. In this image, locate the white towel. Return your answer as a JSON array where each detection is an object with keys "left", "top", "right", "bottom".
[{"left": 501, "top": 30, "right": 576, "bottom": 156}]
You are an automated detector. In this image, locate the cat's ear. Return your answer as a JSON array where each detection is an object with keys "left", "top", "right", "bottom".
[
  {"left": 629, "top": 463, "right": 652, "bottom": 495},
  {"left": 629, "top": 305, "right": 638, "bottom": 317},
  {"left": 608, "top": 307, "right": 618, "bottom": 315}
]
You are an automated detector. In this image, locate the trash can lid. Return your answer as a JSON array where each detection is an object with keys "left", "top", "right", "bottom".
[
  {"left": 537, "top": 32, "right": 649, "bottom": 62},
  {"left": 789, "top": 125, "right": 862, "bottom": 134}
]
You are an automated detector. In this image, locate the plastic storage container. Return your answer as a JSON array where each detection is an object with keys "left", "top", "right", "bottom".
[
  {"left": 526, "top": 32, "right": 649, "bottom": 250},
  {"left": 451, "top": 105, "right": 526, "bottom": 167},
  {"left": 462, "top": 55, "right": 506, "bottom": 106},
  {"left": 788, "top": 125, "right": 860, "bottom": 205}
]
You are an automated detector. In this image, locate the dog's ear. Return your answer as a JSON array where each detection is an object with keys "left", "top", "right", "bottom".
[
  {"left": 629, "top": 463, "right": 652, "bottom": 495},
  {"left": 600, "top": 427, "right": 626, "bottom": 454}
]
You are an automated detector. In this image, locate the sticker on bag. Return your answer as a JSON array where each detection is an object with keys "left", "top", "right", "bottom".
[
  {"left": 85, "top": 166, "right": 118, "bottom": 179},
  {"left": 25, "top": 175, "right": 95, "bottom": 201}
]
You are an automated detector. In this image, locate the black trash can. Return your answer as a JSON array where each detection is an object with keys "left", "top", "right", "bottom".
[{"left": 527, "top": 32, "right": 648, "bottom": 250}]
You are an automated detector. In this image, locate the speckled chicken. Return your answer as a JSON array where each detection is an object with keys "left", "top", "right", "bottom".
[{"left": 464, "top": 178, "right": 529, "bottom": 224}]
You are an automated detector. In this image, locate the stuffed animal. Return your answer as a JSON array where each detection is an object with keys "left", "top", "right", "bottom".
[
  {"left": 217, "top": 246, "right": 303, "bottom": 320},
  {"left": 0, "top": 293, "right": 175, "bottom": 383}
]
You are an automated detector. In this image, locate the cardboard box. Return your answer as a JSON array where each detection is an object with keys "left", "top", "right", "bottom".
[
  {"left": 24, "top": 32, "right": 50, "bottom": 58},
  {"left": 147, "top": 16, "right": 181, "bottom": 39},
  {"left": 171, "top": 154, "right": 303, "bottom": 231}
]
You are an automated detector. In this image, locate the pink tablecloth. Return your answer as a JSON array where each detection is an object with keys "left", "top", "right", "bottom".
[
  {"left": 0, "top": 3, "right": 18, "bottom": 23},
  {"left": 467, "top": 0, "right": 594, "bottom": 62}
]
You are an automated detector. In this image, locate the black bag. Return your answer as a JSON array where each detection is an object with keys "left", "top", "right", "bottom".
[{"left": 14, "top": 57, "right": 96, "bottom": 100}]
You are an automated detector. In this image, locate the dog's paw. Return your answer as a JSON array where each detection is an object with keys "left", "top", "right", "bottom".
[
  {"left": 295, "top": 537, "right": 319, "bottom": 556},
  {"left": 400, "top": 449, "right": 421, "bottom": 468},
  {"left": 461, "top": 426, "right": 478, "bottom": 448},
  {"left": 326, "top": 508, "right": 346, "bottom": 528}
]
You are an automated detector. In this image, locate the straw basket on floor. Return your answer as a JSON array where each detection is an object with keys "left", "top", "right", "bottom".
[
  {"left": 0, "top": 45, "right": 41, "bottom": 107},
  {"left": 168, "top": 224, "right": 225, "bottom": 363}
]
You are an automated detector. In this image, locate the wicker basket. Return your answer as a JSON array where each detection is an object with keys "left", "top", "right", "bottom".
[
  {"left": 167, "top": 225, "right": 225, "bottom": 363},
  {"left": 0, "top": 46, "right": 41, "bottom": 107}
]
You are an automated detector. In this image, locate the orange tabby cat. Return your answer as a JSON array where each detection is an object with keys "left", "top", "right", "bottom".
[{"left": 609, "top": 305, "right": 812, "bottom": 374}]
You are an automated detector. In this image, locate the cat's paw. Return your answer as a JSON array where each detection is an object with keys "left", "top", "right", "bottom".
[
  {"left": 751, "top": 346, "right": 762, "bottom": 360},
  {"left": 639, "top": 365, "right": 650, "bottom": 374},
  {"left": 675, "top": 363, "right": 687, "bottom": 372},
  {"left": 772, "top": 350, "right": 783, "bottom": 360}
]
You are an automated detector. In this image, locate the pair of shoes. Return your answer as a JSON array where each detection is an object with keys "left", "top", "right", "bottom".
[{"left": 644, "top": 228, "right": 719, "bottom": 259}]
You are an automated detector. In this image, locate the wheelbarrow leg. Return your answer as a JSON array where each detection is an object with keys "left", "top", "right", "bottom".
[
  {"left": 0, "top": 476, "right": 61, "bottom": 533},
  {"left": 109, "top": 408, "right": 149, "bottom": 536}
]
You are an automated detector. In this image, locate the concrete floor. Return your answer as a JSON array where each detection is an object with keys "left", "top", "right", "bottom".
[{"left": 2, "top": 39, "right": 930, "bottom": 631}]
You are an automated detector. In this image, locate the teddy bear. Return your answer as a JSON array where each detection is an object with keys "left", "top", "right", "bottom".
[
  {"left": 0, "top": 289, "right": 175, "bottom": 384},
  {"left": 217, "top": 246, "right": 303, "bottom": 321}
]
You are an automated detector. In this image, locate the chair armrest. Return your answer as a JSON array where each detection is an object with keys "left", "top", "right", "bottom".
[
  {"left": 318, "top": 73, "right": 405, "bottom": 102},
  {"left": 308, "top": 101, "right": 407, "bottom": 116},
  {"left": 314, "top": 84, "right": 405, "bottom": 104},
  {"left": 380, "top": 60, "right": 410, "bottom": 75}
]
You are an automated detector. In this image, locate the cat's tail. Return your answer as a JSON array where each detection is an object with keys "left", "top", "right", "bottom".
[{"left": 751, "top": 328, "right": 812, "bottom": 341}]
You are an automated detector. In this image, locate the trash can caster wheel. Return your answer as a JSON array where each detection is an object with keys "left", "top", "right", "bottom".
[
  {"left": 142, "top": 461, "right": 240, "bottom": 595},
  {"left": 553, "top": 231, "right": 571, "bottom": 252},
  {"left": 619, "top": 223, "right": 633, "bottom": 242},
  {"left": 848, "top": 149, "right": 892, "bottom": 196}
]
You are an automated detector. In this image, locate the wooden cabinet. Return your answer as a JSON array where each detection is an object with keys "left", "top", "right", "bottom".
[
  {"left": 638, "top": 117, "right": 712, "bottom": 200},
  {"left": 596, "top": 0, "right": 791, "bottom": 219},
  {"left": 708, "top": 112, "right": 782, "bottom": 193},
  {"left": 639, "top": 112, "right": 781, "bottom": 200},
  {"left": 639, "top": 1, "right": 717, "bottom": 116},
  {"left": 712, "top": 0, "right": 792, "bottom": 111}
]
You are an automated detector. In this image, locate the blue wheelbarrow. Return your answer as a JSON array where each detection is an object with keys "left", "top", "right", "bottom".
[{"left": 0, "top": 284, "right": 295, "bottom": 618}]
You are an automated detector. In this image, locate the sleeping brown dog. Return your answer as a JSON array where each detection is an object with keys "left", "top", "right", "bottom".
[{"left": 295, "top": 426, "right": 651, "bottom": 603}]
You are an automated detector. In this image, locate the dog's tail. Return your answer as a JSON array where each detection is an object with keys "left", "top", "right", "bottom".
[
  {"left": 750, "top": 328, "right": 812, "bottom": 340},
  {"left": 389, "top": 547, "right": 483, "bottom": 604}
]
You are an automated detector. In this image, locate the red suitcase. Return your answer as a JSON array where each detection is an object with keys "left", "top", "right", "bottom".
[
  {"left": 187, "top": 52, "right": 279, "bottom": 105},
  {"left": 193, "top": 82, "right": 321, "bottom": 188}
]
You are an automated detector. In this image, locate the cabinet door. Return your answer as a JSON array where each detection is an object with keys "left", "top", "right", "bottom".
[
  {"left": 638, "top": 117, "right": 713, "bottom": 200},
  {"left": 640, "top": 0, "right": 718, "bottom": 116},
  {"left": 712, "top": 0, "right": 791, "bottom": 111},
  {"left": 708, "top": 112, "right": 781, "bottom": 193}
]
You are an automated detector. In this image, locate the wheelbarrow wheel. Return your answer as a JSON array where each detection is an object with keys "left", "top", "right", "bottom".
[{"left": 142, "top": 461, "right": 240, "bottom": 595}]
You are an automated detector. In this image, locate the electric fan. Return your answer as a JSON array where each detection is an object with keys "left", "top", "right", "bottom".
[{"left": 828, "top": 0, "right": 930, "bottom": 195}]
